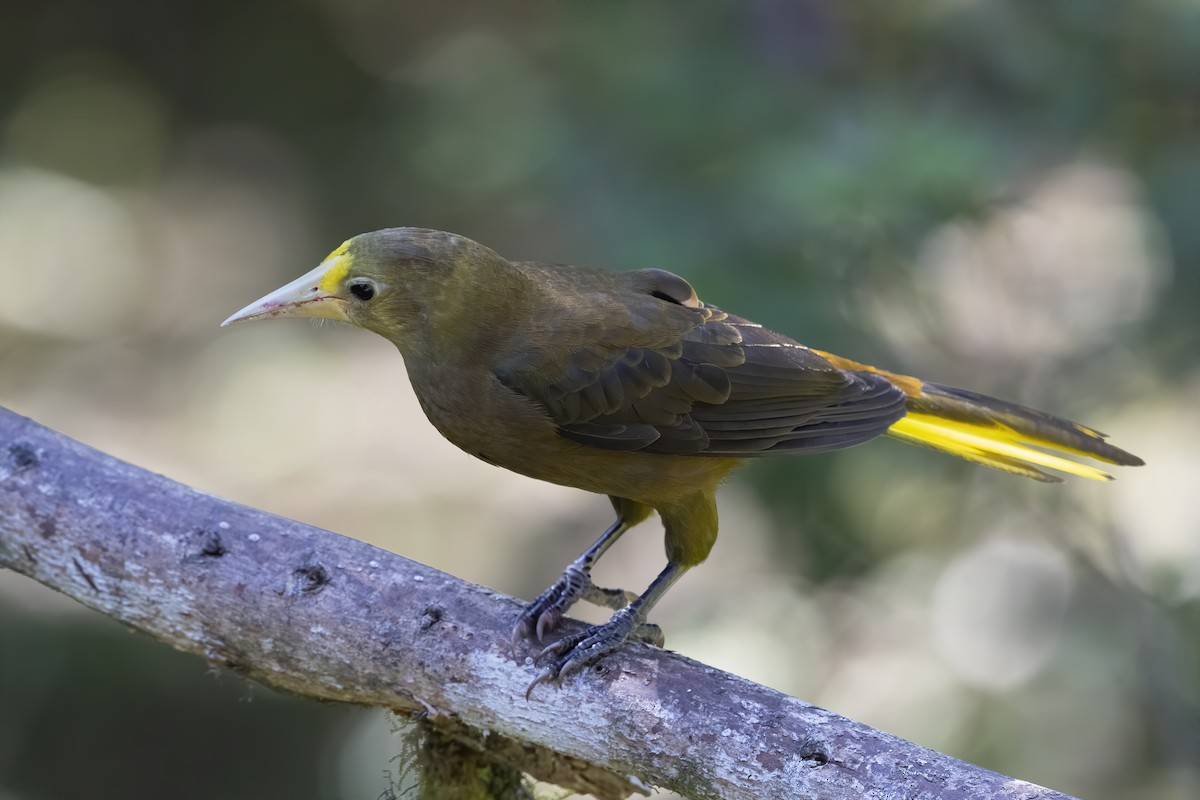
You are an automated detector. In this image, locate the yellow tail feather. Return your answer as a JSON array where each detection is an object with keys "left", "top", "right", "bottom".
[{"left": 887, "top": 413, "right": 1114, "bottom": 483}]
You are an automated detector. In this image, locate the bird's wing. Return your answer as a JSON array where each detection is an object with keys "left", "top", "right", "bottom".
[
  {"left": 679, "top": 318, "right": 907, "bottom": 455},
  {"left": 494, "top": 268, "right": 908, "bottom": 457}
]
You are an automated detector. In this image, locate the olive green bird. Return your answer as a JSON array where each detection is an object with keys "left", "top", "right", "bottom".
[{"left": 222, "top": 227, "right": 1143, "bottom": 695}]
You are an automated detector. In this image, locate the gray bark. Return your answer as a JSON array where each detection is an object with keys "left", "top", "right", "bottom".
[{"left": 0, "top": 406, "right": 1077, "bottom": 800}]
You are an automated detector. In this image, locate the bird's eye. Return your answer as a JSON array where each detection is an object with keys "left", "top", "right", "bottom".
[{"left": 349, "top": 281, "right": 376, "bottom": 301}]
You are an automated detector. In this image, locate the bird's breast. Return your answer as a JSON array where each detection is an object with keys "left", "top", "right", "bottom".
[{"left": 406, "top": 361, "right": 558, "bottom": 469}]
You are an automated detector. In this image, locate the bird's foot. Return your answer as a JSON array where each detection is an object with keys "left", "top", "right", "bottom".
[
  {"left": 524, "top": 607, "right": 663, "bottom": 699},
  {"left": 511, "top": 563, "right": 635, "bottom": 652}
]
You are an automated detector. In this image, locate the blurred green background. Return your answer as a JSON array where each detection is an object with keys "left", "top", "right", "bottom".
[{"left": 1, "top": 1, "right": 1197, "bottom": 798}]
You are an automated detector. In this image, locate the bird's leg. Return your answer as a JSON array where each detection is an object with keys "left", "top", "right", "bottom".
[
  {"left": 526, "top": 561, "right": 687, "bottom": 698},
  {"left": 511, "top": 517, "right": 634, "bottom": 651}
]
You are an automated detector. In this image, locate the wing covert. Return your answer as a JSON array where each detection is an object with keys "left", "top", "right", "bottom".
[{"left": 494, "top": 267, "right": 908, "bottom": 457}]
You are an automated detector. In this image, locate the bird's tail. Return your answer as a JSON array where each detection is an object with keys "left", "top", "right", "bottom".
[
  {"left": 888, "top": 382, "right": 1144, "bottom": 482},
  {"left": 811, "top": 350, "right": 1144, "bottom": 482}
]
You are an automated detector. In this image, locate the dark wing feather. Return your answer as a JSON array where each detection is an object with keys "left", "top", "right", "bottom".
[
  {"left": 684, "top": 317, "right": 907, "bottom": 455},
  {"left": 494, "top": 268, "right": 907, "bottom": 457}
]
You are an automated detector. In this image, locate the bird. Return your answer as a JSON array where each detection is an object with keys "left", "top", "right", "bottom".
[{"left": 221, "top": 227, "right": 1143, "bottom": 696}]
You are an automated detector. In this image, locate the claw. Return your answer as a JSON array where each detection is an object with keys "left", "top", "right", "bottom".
[
  {"left": 512, "top": 568, "right": 586, "bottom": 650},
  {"left": 511, "top": 620, "right": 531, "bottom": 658},
  {"left": 524, "top": 666, "right": 558, "bottom": 700},
  {"left": 534, "top": 634, "right": 576, "bottom": 663},
  {"left": 535, "top": 609, "right": 561, "bottom": 643},
  {"left": 557, "top": 652, "right": 594, "bottom": 682}
]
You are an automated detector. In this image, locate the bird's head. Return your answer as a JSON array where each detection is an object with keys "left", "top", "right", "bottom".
[{"left": 222, "top": 227, "right": 498, "bottom": 349}]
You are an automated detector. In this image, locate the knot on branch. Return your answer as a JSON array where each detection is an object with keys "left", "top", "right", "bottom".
[
  {"left": 290, "top": 562, "right": 331, "bottom": 595},
  {"left": 7, "top": 441, "right": 39, "bottom": 470}
]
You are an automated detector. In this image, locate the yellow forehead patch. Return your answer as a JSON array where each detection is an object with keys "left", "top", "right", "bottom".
[{"left": 317, "top": 240, "right": 354, "bottom": 292}]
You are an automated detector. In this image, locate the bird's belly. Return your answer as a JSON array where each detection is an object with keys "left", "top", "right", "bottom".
[{"left": 411, "top": 375, "right": 735, "bottom": 505}]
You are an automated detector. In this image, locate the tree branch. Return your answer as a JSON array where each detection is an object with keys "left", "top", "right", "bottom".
[{"left": 0, "top": 406, "right": 1076, "bottom": 800}]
